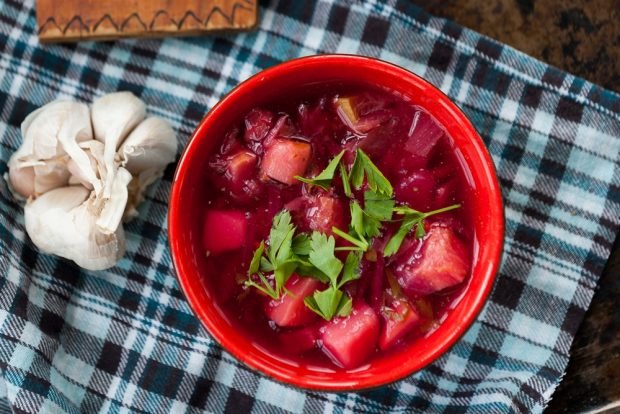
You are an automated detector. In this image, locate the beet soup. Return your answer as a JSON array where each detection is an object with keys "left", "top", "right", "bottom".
[{"left": 200, "top": 85, "right": 474, "bottom": 370}]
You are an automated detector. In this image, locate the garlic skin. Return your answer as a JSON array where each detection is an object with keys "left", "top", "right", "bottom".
[
  {"left": 96, "top": 167, "right": 133, "bottom": 234},
  {"left": 7, "top": 156, "right": 70, "bottom": 199},
  {"left": 119, "top": 117, "right": 177, "bottom": 219},
  {"left": 7, "top": 101, "right": 92, "bottom": 198},
  {"left": 120, "top": 117, "right": 177, "bottom": 175},
  {"left": 92, "top": 92, "right": 146, "bottom": 198},
  {"left": 8, "top": 92, "right": 176, "bottom": 271},
  {"left": 57, "top": 104, "right": 101, "bottom": 194},
  {"left": 24, "top": 186, "right": 125, "bottom": 271},
  {"left": 70, "top": 140, "right": 107, "bottom": 189}
]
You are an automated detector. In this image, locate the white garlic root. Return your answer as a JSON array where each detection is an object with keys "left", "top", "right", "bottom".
[{"left": 6, "top": 92, "right": 177, "bottom": 271}]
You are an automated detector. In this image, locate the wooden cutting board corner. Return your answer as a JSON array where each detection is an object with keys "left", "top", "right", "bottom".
[{"left": 36, "top": 0, "right": 258, "bottom": 43}]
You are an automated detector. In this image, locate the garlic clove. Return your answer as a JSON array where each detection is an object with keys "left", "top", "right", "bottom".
[
  {"left": 24, "top": 185, "right": 125, "bottom": 271},
  {"left": 8, "top": 153, "right": 70, "bottom": 199},
  {"left": 67, "top": 158, "right": 93, "bottom": 190},
  {"left": 66, "top": 140, "right": 105, "bottom": 191},
  {"left": 92, "top": 91, "right": 146, "bottom": 150},
  {"left": 32, "top": 157, "right": 71, "bottom": 195},
  {"left": 6, "top": 162, "right": 35, "bottom": 199},
  {"left": 79, "top": 140, "right": 107, "bottom": 181},
  {"left": 96, "top": 167, "right": 133, "bottom": 234},
  {"left": 118, "top": 117, "right": 177, "bottom": 221},
  {"left": 56, "top": 103, "right": 101, "bottom": 194},
  {"left": 119, "top": 117, "right": 177, "bottom": 175},
  {"left": 23, "top": 101, "right": 91, "bottom": 159},
  {"left": 91, "top": 92, "right": 146, "bottom": 199},
  {"left": 7, "top": 100, "right": 93, "bottom": 199}
]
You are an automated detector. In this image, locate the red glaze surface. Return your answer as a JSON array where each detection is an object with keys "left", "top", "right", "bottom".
[{"left": 169, "top": 55, "right": 504, "bottom": 391}]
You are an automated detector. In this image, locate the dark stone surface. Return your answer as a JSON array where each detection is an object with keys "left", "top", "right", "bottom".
[
  {"left": 409, "top": 1, "right": 620, "bottom": 412},
  {"left": 414, "top": 0, "right": 619, "bottom": 92}
]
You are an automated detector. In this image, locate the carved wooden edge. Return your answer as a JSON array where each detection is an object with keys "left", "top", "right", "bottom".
[{"left": 37, "top": 1, "right": 258, "bottom": 43}]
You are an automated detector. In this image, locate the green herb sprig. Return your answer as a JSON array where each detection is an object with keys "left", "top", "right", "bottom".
[
  {"left": 304, "top": 233, "right": 361, "bottom": 320},
  {"left": 294, "top": 150, "right": 345, "bottom": 190},
  {"left": 383, "top": 204, "right": 461, "bottom": 256},
  {"left": 245, "top": 212, "right": 361, "bottom": 320},
  {"left": 245, "top": 211, "right": 298, "bottom": 299},
  {"left": 247, "top": 149, "right": 461, "bottom": 320}
]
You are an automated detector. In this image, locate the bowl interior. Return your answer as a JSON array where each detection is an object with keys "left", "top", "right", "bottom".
[{"left": 169, "top": 55, "right": 504, "bottom": 390}]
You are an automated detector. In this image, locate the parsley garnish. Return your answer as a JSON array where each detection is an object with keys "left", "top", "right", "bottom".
[
  {"left": 245, "top": 211, "right": 298, "bottom": 299},
  {"left": 295, "top": 150, "right": 345, "bottom": 190},
  {"left": 308, "top": 232, "right": 343, "bottom": 279},
  {"left": 383, "top": 204, "right": 461, "bottom": 257},
  {"left": 246, "top": 149, "right": 461, "bottom": 320},
  {"left": 303, "top": 232, "right": 361, "bottom": 320},
  {"left": 349, "top": 149, "right": 393, "bottom": 197},
  {"left": 296, "top": 148, "right": 392, "bottom": 199},
  {"left": 245, "top": 211, "right": 355, "bottom": 312},
  {"left": 332, "top": 190, "right": 395, "bottom": 252}
]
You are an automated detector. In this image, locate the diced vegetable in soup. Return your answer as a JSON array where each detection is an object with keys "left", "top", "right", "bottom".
[{"left": 201, "top": 85, "right": 474, "bottom": 370}]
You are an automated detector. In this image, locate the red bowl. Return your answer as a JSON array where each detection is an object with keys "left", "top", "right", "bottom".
[{"left": 168, "top": 55, "right": 504, "bottom": 391}]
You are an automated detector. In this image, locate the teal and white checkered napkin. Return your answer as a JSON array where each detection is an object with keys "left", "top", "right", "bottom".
[{"left": 0, "top": 0, "right": 619, "bottom": 412}]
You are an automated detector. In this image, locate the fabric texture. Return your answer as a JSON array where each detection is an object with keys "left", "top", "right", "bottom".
[{"left": 1, "top": 0, "right": 619, "bottom": 412}]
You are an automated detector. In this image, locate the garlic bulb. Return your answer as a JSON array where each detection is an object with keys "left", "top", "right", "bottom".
[
  {"left": 7, "top": 100, "right": 92, "bottom": 198},
  {"left": 7, "top": 92, "right": 177, "bottom": 271},
  {"left": 24, "top": 186, "right": 125, "bottom": 271}
]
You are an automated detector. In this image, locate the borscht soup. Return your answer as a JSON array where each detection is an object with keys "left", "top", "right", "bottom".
[{"left": 200, "top": 84, "right": 474, "bottom": 370}]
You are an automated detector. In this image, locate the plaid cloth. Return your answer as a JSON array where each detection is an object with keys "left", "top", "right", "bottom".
[{"left": 0, "top": 0, "right": 619, "bottom": 412}]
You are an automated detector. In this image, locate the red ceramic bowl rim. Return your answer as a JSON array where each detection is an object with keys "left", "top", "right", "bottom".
[{"left": 169, "top": 54, "right": 504, "bottom": 391}]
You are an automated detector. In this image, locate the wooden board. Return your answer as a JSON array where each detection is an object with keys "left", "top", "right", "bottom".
[{"left": 36, "top": 0, "right": 258, "bottom": 43}]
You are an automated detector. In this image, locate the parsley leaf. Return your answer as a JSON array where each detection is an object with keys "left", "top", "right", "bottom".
[
  {"left": 339, "top": 162, "right": 352, "bottom": 198},
  {"left": 350, "top": 152, "right": 365, "bottom": 189},
  {"left": 304, "top": 286, "right": 352, "bottom": 320},
  {"left": 303, "top": 233, "right": 361, "bottom": 320},
  {"left": 268, "top": 211, "right": 295, "bottom": 265},
  {"left": 361, "top": 190, "right": 394, "bottom": 239},
  {"left": 245, "top": 272, "right": 279, "bottom": 300},
  {"left": 350, "top": 201, "right": 365, "bottom": 241},
  {"left": 384, "top": 203, "right": 461, "bottom": 257},
  {"left": 292, "top": 233, "right": 312, "bottom": 256},
  {"left": 339, "top": 251, "right": 362, "bottom": 287},
  {"left": 308, "top": 232, "right": 343, "bottom": 284},
  {"left": 294, "top": 258, "right": 330, "bottom": 283},
  {"left": 273, "top": 260, "right": 297, "bottom": 294},
  {"left": 336, "top": 295, "right": 353, "bottom": 317},
  {"left": 350, "top": 149, "right": 393, "bottom": 196},
  {"left": 364, "top": 191, "right": 395, "bottom": 221},
  {"left": 332, "top": 226, "right": 368, "bottom": 251},
  {"left": 248, "top": 241, "right": 265, "bottom": 276},
  {"left": 342, "top": 191, "right": 394, "bottom": 246},
  {"left": 295, "top": 150, "right": 345, "bottom": 190},
  {"left": 383, "top": 216, "right": 416, "bottom": 257},
  {"left": 260, "top": 257, "right": 274, "bottom": 272},
  {"left": 246, "top": 210, "right": 306, "bottom": 298}
]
